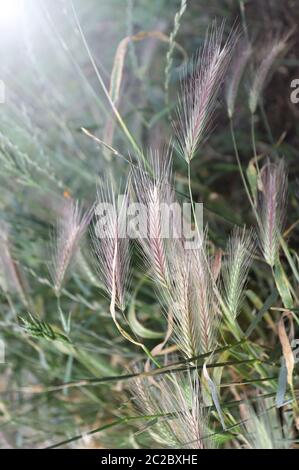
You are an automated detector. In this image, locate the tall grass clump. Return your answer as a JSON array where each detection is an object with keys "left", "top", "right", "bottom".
[{"left": 0, "top": 0, "right": 298, "bottom": 450}]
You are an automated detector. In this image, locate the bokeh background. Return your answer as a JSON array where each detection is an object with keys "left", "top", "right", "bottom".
[{"left": 0, "top": 0, "right": 299, "bottom": 448}]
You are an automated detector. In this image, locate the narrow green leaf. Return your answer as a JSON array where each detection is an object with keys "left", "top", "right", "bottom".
[
  {"left": 274, "top": 262, "right": 293, "bottom": 309},
  {"left": 246, "top": 160, "right": 258, "bottom": 202},
  {"left": 245, "top": 290, "right": 278, "bottom": 338},
  {"left": 128, "top": 296, "right": 163, "bottom": 339},
  {"left": 276, "top": 357, "right": 288, "bottom": 408},
  {"left": 203, "top": 363, "right": 226, "bottom": 430}
]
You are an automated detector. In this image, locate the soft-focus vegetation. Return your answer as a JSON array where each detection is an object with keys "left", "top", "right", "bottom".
[{"left": 0, "top": 0, "right": 299, "bottom": 449}]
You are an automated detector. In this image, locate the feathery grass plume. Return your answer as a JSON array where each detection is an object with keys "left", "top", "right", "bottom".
[
  {"left": 222, "top": 227, "right": 255, "bottom": 322},
  {"left": 192, "top": 240, "right": 220, "bottom": 354},
  {"left": 92, "top": 178, "right": 130, "bottom": 311},
  {"left": 51, "top": 199, "right": 92, "bottom": 295},
  {"left": 131, "top": 368, "right": 213, "bottom": 449},
  {"left": 242, "top": 399, "right": 291, "bottom": 449},
  {"left": 225, "top": 40, "right": 252, "bottom": 118},
  {"left": 174, "top": 21, "right": 237, "bottom": 162},
  {"left": 0, "top": 227, "right": 15, "bottom": 294},
  {"left": 0, "top": 222, "right": 28, "bottom": 306},
  {"left": 133, "top": 149, "right": 218, "bottom": 358},
  {"left": 166, "top": 244, "right": 201, "bottom": 359},
  {"left": 249, "top": 33, "right": 289, "bottom": 114},
  {"left": 257, "top": 159, "right": 287, "bottom": 267},
  {"left": 132, "top": 148, "right": 174, "bottom": 287},
  {"left": 165, "top": 231, "right": 219, "bottom": 358}
]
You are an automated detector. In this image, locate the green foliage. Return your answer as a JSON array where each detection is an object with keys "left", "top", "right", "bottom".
[
  {"left": 20, "top": 314, "right": 71, "bottom": 344},
  {"left": 0, "top": 0, "right": 298, "bottom": 450}
]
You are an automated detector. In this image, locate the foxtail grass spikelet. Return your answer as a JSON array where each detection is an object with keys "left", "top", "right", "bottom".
[
  {"left": 257, "top": 159, "right": 287, "bottom": 267},
  {"left": 131, "top": 368, "right": 213, "bottom": 449},
  {"left": 226, "top": 40, "right": 251, "bottom": 118},
  {"left": 222, "top": 227, "right": 255, "bottom": 322},
  {"left": 92, "top": 179, "right": 130, "bottom": 311},
  {"left": 174, "top": 21, "right": 238, "bottom": 162},
  {"left": 249, "top": 34, "right": 290, "bottom": 114},
  {"left": 51, "top": 199, "right": 92, "bottom": 295}
]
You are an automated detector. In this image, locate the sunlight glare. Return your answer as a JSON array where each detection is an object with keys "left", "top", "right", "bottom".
[{"left": 0, "top": 0, "right": 23, "bottom": 25}]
